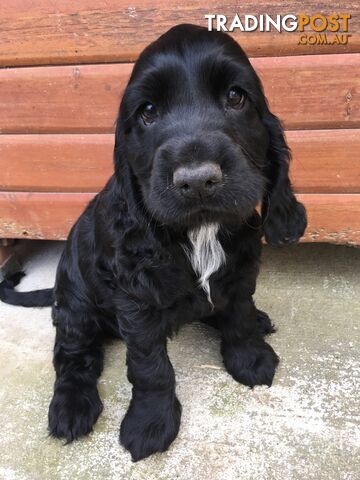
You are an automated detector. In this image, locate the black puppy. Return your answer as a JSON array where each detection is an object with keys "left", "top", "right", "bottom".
[{"left": 0, "top": 24, "right": 306, "bottom": 461}]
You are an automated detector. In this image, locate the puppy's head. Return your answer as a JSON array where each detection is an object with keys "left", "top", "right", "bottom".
[{"left": 115, "top": 24, "right": 306, "bottom": 244}]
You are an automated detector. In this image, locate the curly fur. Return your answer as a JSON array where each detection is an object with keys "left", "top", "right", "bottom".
[{"left": 0, "top": 24, "right": 306, "bottom": 462}]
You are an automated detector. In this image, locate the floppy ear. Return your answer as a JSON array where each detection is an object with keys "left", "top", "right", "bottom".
[{"left": 261, "top": 113, "right": 307, "bottom": 245}]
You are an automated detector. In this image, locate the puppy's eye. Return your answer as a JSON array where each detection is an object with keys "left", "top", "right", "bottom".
[
  {"left": 139, "top": 102, "right": 157, "bottom": 125},
  {"left": 226, "top": 87, "right": 246, "bottom": 109}
]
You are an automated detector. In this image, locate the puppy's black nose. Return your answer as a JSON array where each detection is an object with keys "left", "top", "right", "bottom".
[{"left": 173, "top": 163, "right": 223, "bottom": 199}]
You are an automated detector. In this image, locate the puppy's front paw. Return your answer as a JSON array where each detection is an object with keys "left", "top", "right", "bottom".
[
  {"left": 222, "top": 337, "right": 279, "bottom": 388},
  {"left": 48, "top": 384, "right": 103, "bottom": 442},
  {"left": 120, "top": 394, "right": 181, "bottom": 462},
  {"left": 256, "top": 309, "right": 276, "bottom": 336}
]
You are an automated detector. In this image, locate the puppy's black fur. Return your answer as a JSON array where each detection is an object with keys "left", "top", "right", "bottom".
[{"left": 0, "top": 25, "right": 306, "bottom": 461}]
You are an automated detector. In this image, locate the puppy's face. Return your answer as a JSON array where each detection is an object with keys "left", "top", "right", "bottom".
[{"left": 117, "top": 25, "right": 270, "bottom": 228}]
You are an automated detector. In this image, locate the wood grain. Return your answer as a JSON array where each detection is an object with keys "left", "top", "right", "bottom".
[
  {"left": 0, "top": 192, "right": 94, "bottom": 240},
  {"left": 0, "top": 130, "right": 359, "bottom": 193},
  {"left": 288, "top": 129, "right": 360, "bottom": 193},
  {"left": 0, "top": 54, "right": 358, "bottom": 133},
  {"left": 297, "top": 194, "right": 360, "bottom": 245},
  {"left": 0, "top": 134, "right": 114, "bottom": 192},
  {"left": 254, "top": 54, "right": 359, "bottom": 130},
  {"left": 0, "top": 192, "right": 359, "bottom": 245},
  {"left": 0, "top": 1, "right": 358, "bottom": 66},
  {"left": 0, "top": 64, "right": 132, "bottom": 134}
]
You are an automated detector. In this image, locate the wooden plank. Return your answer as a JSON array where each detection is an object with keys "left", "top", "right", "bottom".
[
  {"left": 0, "top": 130, "right": 359, "bottom": 193},
  {"left": 255, "top": 54, "right": 359, "bottom": 130},
  {"left": 0, "top": 55, "right": 359, "bottom": 134},
  {"left": 297, "top": 194, "right": 360, "bottom": 245},
  {"left": 0, "top": 134, "right": 114, "bottom": 192},
  {"left": 0, "top": 192, "right": 94, "bottom": 240},
  {"left": 0, "top": 64, "right": 132, "bottom": 134},
  {"left": 0, "top": 1, "right": 358, "bottom": 67},
  {"left": 0, "top": 192, "right": 359, "bottom": 245},
  {"left": 288, "top": 130, "right": 360, "bottom": 193}
]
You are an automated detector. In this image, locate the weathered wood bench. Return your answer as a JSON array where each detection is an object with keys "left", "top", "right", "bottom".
[{"left": 0, "top": 1, "right": 359, "bottom": 270}]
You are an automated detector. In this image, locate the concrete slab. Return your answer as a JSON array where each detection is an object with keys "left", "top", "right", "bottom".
[{"left": 0, "top": 242, "right": 359, "bottom": 480}]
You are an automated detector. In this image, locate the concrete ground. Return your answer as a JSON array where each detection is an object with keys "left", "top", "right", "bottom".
[{"left": 0, "top": 241, "right": 359, "bottom": 480}]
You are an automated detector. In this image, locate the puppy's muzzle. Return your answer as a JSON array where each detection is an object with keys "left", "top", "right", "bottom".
[{"left": 173, "top": 163, "right": 223, "bottom": 199}]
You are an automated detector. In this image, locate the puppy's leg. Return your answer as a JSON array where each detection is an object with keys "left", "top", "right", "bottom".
[
  {"left": 120, "top": 320, "right": 181, "bottom": 462},
  {"left": 48, "top": 308, "right": 104, "bottom": 442},
  {"left": 256, "top": 309, "right": 276, "bottom": 336},
  {"left": 220, "top": 298, "right": 279, "bottom": 387},
  {"left": 202, "top": 308, "right": 276, "bottom": 337}
]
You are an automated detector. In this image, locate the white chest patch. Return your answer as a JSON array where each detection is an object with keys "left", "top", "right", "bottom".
[{"left": 185, "top": 223, "right": 226, "bottom": 306}]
